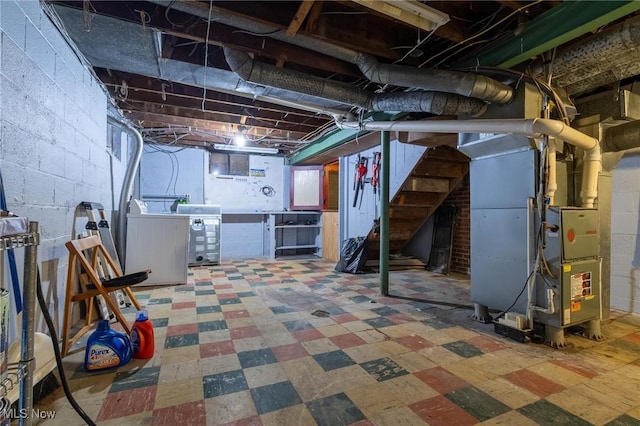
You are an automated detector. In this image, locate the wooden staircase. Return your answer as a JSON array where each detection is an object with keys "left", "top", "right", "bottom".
[{"left": 367, "top": 145, "right": 469, "bottom": 262}]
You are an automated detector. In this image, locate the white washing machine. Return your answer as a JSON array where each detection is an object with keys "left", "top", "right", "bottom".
[
  {"left": 125, "top": 200, "right": 190, "bottom": 285},
  {"left": 176, "top": 204, "right": 222, "bottom": 266}
]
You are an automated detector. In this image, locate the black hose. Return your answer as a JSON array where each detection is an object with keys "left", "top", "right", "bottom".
[{"left": 35, "top": 269, "right": 96, "bottom": 426}]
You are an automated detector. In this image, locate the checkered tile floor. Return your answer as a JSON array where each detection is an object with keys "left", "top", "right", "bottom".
[{"left": 39, "top": 259, "right": 640, "bottom": 425}]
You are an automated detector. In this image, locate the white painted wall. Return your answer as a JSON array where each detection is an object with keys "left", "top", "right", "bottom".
[
  {"left": 204, "top": 153, "right": 284, "bottom": 212},
  {"left": 342, "top": 140, "right": 427, "bottom": 239},
  {"left": 610, "top": 151, "right": 640, "bottom": 314},
  {"left": 1, "top": 1, "right": 127, "bottom": 340}
]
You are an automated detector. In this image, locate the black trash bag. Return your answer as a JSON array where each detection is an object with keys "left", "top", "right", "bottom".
[{"left": 335, "top": 237, "right": 368, "bottom": 274}]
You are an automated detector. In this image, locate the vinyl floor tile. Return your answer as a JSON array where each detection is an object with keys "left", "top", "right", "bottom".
[{"left": 39, "top": 259, "right": 640, "bottom": 426}]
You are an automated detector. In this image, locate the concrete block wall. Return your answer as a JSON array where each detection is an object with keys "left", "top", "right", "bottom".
[
  {"left": 610, "top": 151, "right": 640, "bottom": 314},
  {"left": 1, "top": 1, "right": 127, "bottom": 339},
  {"left": 138, "top": 145, "right": 205, "bottom": 213}
]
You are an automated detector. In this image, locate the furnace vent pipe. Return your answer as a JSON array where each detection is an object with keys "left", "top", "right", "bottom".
[
  {"left": 224, "top": 48, "right": 487, "bottom": 116},
  {"left": 151, "top": 0, "right": 513, "bottom": 104},
  {"left": 107, "top": 114, "right": 144, "bottom": 263},
  {"left": 336, "top": 118, "right": 601, "bottom": 207}
]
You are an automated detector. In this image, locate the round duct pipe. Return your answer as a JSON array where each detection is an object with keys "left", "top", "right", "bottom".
[
  {"left": 107, "top": 114, "right": 144, "bottom": 263},
  {"left": 151, "top": 0, "right": 513, "bottom": 105},
  {"left": 224, "top": 48, "right": 488, "bottom": 116},
  {"left": 601, "top": 119, "right": 640, "bottom": 152}
]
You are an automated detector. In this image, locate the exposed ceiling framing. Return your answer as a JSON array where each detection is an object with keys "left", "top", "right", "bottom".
[{"left": 45, "top": 1, "right": 640, "bottom": 160}]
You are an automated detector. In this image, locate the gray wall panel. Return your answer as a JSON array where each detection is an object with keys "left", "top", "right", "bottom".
[
  {"left": 470, "top": 208, "right": 531, "bottom": 313},
  {"left": 470, "top": 149, "right": 536, "bottom": 210}
]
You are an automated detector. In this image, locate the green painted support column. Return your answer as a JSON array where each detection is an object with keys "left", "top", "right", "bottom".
[{"left": 380, "top": 131, "right": 390, "bottom": 296}]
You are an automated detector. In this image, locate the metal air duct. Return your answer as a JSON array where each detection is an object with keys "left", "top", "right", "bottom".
[
  {"left": 149, "top": 0, "right": 513, "bottom": 104},
  {"left": 601, "top": 118, "right": 640, "bottom": 152},
  {"left": 549, "top": 14, "right": 640, "bottom": 94},
  {"left": 356, "top": 54, "right": 513, "bottom": 104},
  {"left": 223, "top": 48, "right": 487, "bottom": 116},
  {"left": 107, "top": 113, "right": 143, "bottom": 263},
  {"left": 52, "top": 5, "right": 354, "bottom": 121}
]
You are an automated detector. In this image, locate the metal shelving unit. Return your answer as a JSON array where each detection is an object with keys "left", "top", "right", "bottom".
[
  {"left": 269, "top": 212, "right": 322, "bottom": 259},
  {"left": 1, "top": 221, "right": 39, "bottom": 426}
]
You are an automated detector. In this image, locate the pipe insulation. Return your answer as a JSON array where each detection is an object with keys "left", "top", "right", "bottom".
[
  {"left": 224, "top": 48, "right": 487, "bottom": 116},
  {"left": 107, "top": 114, "right": 144, "bottom": 262},
  {"left": 336, "top": 118, "right": 601, "bottom": 207},
  {"left": 150, "top": 0, "right": 513, "bottom": 104}
]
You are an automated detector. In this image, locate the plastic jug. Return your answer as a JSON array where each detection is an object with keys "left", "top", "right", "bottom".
[
  {"left": 84, "top": 320, "right": 132, "bottom": 371},
  {"left": 130, "top": 311, "right": 155, "bottom": 359}
]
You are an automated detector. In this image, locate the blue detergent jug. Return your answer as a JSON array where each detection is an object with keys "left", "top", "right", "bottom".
[{"left": 84, "top": 320, "right": 132, "bottom": 371}]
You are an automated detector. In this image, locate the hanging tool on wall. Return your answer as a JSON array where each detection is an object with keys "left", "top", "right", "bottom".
[
  {"left": 371, "top": 151, "right": 381, "bottom": 196},
  {"left": 353, "top": 155, "right": 368, "bottom": 208},
  {"left": 353, "top": 153, "right": 360, "bottom": 191}
]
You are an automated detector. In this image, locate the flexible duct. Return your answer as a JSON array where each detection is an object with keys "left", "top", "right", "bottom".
[
  {"left": 224, "top": 48, "right": 371, "bottom": 107},
  {"left": 357, "top": 54, "right": 513, "bottom": 104},
  {"left": 150, "top": 0, "right": 513, "bottom": 104},
  {"left": 107, "top": 114, "right": 144, "bottom": 263},
  {"left": 601, "top": 117, "right": 640, "bottom": 152},
  {"left": 224, "top": 48, "right": 487, "bottom": 116},
  {"left": 336, "top": 118, "right": 600, "bottom": 207}
]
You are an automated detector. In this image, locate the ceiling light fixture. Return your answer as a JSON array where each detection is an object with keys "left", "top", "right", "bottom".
[
  {"left": 213, "top": 144, "right": 280, "bottom": 155},
  {"left": 351, "top": 0, "right": 450, "bottom": 32},
  {"left": 234, "top": 134, "right": 246, "bottom": 147}
]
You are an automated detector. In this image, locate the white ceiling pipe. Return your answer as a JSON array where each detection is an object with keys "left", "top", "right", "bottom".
[{"left": 336, "top": 118, "right": 600, "bottom": 207}]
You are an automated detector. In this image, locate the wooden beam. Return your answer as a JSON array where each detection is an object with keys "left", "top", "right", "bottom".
[
  {"left": 287, "top": 1, "right": 315, "bottom": 36},
  {"left": 96, "top": 69, "right": 336, "bottom": 127},
  {"left": 119, "top": 97, "right": 316, "bottom": 134},
  {"left": 275, "top": 53, "right": 288, "bottom": 68},
  {"left": 305, "top": 1, "right": 324, "bottom": 32},
  {"left": 73, "top": 0, "right": 361, "bottom": 79},
  {"left": 495, "top": 1, "right": 527, "bottom": 10},
  {"left": 125, "top": 111, "right": 306, "bottom": 140}
]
